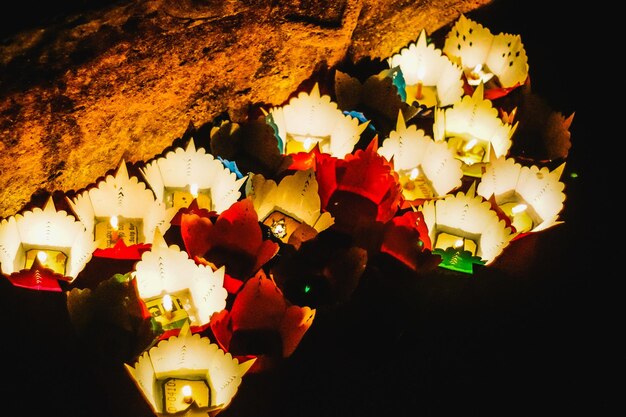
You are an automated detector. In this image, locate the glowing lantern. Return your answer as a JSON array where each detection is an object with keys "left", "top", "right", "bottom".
[
  {"left": 420, "top": 184, "right": 514, "bottom": 273},
  {"left": 378, "top": 111, "right": 463, "bottom": 204},
  {"left": 433, "top": 83, "right": 517, "bottom": 178},
  {"left": 68, "top": 160, "right": 175, "bottom": 251},
  {"left": 141, "top": 139, "right": 246, "bottom": 214},
  {"left": 125, "top": 322, "right": 255, "bottom": 416},
  {"left": 443, "top": 14, "right": 529, "bottom": 97},
  {"left": 132, "top": 229, "right": 228, "bottom": 331},
  {"left": 387, "top": 29, "right": 464, "bottom": 108},
  {"left": 477, "top": 156, "right": 566, "bottom": 236},
  {"left": 0, "top": 197, "right": 96, "bottom": 281},
  {"left": 245, "top": 169, "right": 334, "bottom": 244},
  {"left": 267, "top": 83, "right": 369, "bottom": 158}
]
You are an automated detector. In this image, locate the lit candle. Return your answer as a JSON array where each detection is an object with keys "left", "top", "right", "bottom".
[
  {"left": 448, "top": 136, "right": 487, "bottom": 166},
  {"left": 466, "top": 64, "right": 494, "bottom": 86},
  {"left": 162, "top": 378, "right": 210, "bottom": 414},
  {"left": 94, "top": 215, "right": 141, "bottom": 248},
  {"left": 169, "top": 183, "right": 212, "bottom": 211},
  {"left": 500, "top": 202, "right": 533, "bottom": 234},
  {"left": 162, "top": 293, "right": 174, "bottom": 319},
  {"left": 285, "top": 134, "right": 330, "bottom": 154},
  {"left": 145, "top": 292, "right": 190, "bottom": 330},
  {"left": 434, "top": 232, "right": 477, "bottom": 256},
  {"left": 24, "top": 249, "right": 68, "bottom": 275},
  {"left": 398, "top": 167, "right": 433, "bottom": 201}
]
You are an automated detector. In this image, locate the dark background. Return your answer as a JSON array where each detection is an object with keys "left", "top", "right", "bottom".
[{"left": 1, "top": 1, "right": 605, "bottom": 416}]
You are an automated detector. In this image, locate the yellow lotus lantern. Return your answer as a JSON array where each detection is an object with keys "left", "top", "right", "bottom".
[
  {"left": 443, "top": 14, "right": 529, "bottom": 95},
  {"left": 433, "top": 83, "right": 517, "bottom": 178},
  {"left": 0, "top": 197, "right": 96, "bottom": 280},
  {"left": 387, "top": 29, "right": 464, "bottom": 108},
  {"left": 267, "top": 83, "right": 369, "bottom": 157},
  {"left": 378, "top": 111, "right": 463, "bottom": 203},
  {"left": 477, "top": 156, "right": 566, "bottom": 236},
  {"left": 245, "top": 169, "right": 334, "bottom": 245},
  {"left": 125, "top": 322, "right": 255, "bottom": 416},
  {"left": 68, "top": 160, "right": 175, "bottom": 250},
  {"left": 141, "top": 139, "right": 246, "bottom": 213},
  {"left": 132, "top": 230, "right": 228, "bottom": 331},
  {"left": 420, "top": 183, "right": 514, "bottom": 273}
]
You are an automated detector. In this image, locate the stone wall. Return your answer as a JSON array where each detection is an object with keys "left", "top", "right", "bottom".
[{"left": 0, "top": 0, "right": 490, "bottom": 218}]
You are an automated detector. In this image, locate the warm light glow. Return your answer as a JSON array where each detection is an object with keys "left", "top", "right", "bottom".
[
  {"left": 162, "top": 293, "right": 173, "bottom": 314},
  {"left": 409, "top": 167, "right": 419, "bottom": 181},
  {"left": 110, "top": 215, "right": 119, "bottom": 230},
  {"left": 37, "top": 251, "right": 47, "bottom": 263},
  {"left": 453, "top": 239, "right": 464, "bottom": 248},
  {"left": 190, "top": 183, "right": 199, "bottom": 199},
  {"left": 463, "top": 138, "right": 478, "bottom": 152},
  {"left": 303, "top": 136, "right": 314, "bottom": 152},
  {"left": 511, "top": 203, "right": 527, "bottom": 215},
  {"left": 182, "top": 385, "right": 193, "bottom": 404},
  {"left": 416, "top": 67, "right": 425, "bottom": 99}
]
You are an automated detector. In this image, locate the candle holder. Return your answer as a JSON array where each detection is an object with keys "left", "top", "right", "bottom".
[
  {"left": 443, "top": 14, "right": 529, "bottom": 99},
  {"left": 433, "top": 83, "right": 517, "bottom": 178},
  {"left": 476, "top": 156, "right": 566, "bottom": 237},
  {"left": 68, "top": 160, "right": 175, "bottom": 257},
  {"left": 140, "top": 139, "right": 246, "bottom": 216},
  {"left": 420, "top": 183, "right": 514, "bottom": 273},
  {"left": 210, "top": 271, "right": 315, "bottom": 373},
  {"left": 132, "top": 230, "right": 228, "bottom": 332},
  {"left": 125, "top": 322, "right": 255, "bottom": 416},
  {"left": 387, "top": 29, "right": 464, "bottom": 108},
  {"left": 0, "top": 197, "right": 96, "bottom": 282},
  {"left": 267, "top": 83, "right": 369, "bottom": 159},
  {"left": 378, "top": 111, "right": 463, "bottom": 206},
  {"left": 245, "top": 169, "right": 334, "bottom": 246}
]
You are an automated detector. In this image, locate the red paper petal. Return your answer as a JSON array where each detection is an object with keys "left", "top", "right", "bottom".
[
  {"left": 181, "top": 212, "right": 214, "bottom": 258},
  {"left": 6, "top": 266, "right": 70, "bottom": 292},
  {"left": 279, "top": 305, "right": 315, "bottom": 357},
  {"left": 229, "top": 271, "right": 287, "bottom": 331},
  {"left": 380, "top": 211, "right": 430, "bottom": 271},
  {"left": 209, "top": 309, "right": 233, "bottom": 352},
  {"left": 92, "top": 239, "right": 151, "bottom": 260}
]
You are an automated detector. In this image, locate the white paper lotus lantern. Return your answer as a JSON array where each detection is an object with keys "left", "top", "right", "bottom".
[
  {"left": 387, "top": 29, "right": 464, "bottom": 108},
  {"left": 477, "top": 156, "right": 566, "bottom": 235},
  {"left": 245, "top": 169, "right": 334, "bottom": 243},
  {"left": 267, "top": 83, "right": 369, "bottom": 158},
  {"left": 67, "top": 160, "right": 175, "bottom": 249},
  {"left": 0, "top": 197, "right": 96, "bottom": 280},
  {"left": 378, "top": 111, "right": 463, "bottom": 202},
  {"left": 140, "top": 139, "right": 246, "bottom": 213},
  {"left": 420, "top": 183, "right": 514, "bottom": 270},
  {"left": 125, "top": 322, "right": 255, "bottom": 416},
  {"left": 132, "top": 230, "right": 228, "bottom": 330},
  {"left": 443, "top": 14, "right": 529, "bottom": 90},
  {"left": 433, "top": 83, "right": 517, "bottom": 177}
]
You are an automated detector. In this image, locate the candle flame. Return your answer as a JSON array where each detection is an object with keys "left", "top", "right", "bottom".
[
  {"left": 453, "top": 239, "right": 464, "bottom": 248},
  {"left": 409, "top": 167, "right": 420, "bottom": 181},
  {"left": 463, "top": 138, "right": 478, "bottom": 152},
  {"left": 473, "top": 64, "right": 483, "bottom": 73},
  {"left": 37, "top": 251, "right": 47, "bottom": 263},
  {"left": 190, "top": 183, "right": 199, "bottom": 199},
  {"left": 511, "top": 203, "right": 528, "bottom": 214},
  {"left": 110, "top": 215, "right": 119, "bottom": 230},
  {"left": 162, "top": 294, "right": 173, "bottom": 313},
  {"left": 303, "top": 136, "right": 314, "bottom": 151},
  {"left": 182, "top": 385, "right": 193, "bottom": 404}
]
